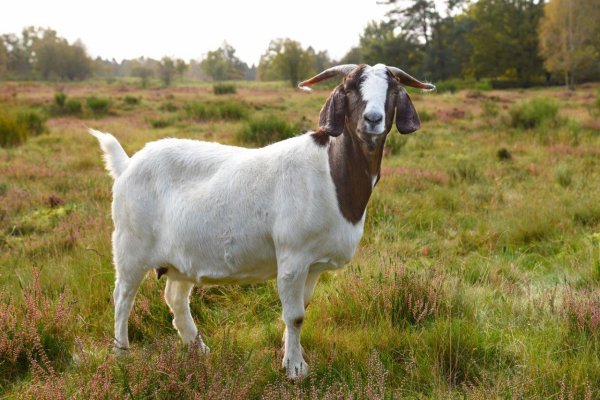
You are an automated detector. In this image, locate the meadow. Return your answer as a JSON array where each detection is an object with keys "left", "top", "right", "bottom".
[{"left": 1, "top": 78, "right": 599, "bottom": 399}]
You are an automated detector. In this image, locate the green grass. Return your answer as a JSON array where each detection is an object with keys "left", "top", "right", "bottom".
[{"left": 1, "top": 81, "right": 600, "bottom": 398}]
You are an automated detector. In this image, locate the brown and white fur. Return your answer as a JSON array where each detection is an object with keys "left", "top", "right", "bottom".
[{"left": 90, "top": 63, "right": 434, "bottom": 379}]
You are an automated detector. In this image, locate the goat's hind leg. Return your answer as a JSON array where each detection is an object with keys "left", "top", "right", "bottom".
[
  {"left": 164, "top": 278, "right": 209, "bottom": 353},
  {"left": 113, "top": 270, "right": 145, "bottom": 353}
]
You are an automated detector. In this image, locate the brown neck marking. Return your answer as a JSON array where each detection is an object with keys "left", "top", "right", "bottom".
[{"left": 327, "top": 128, "right": 385, "bottom": 224}]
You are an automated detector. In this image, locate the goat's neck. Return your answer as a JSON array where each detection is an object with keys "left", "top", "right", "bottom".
[{"left": 327, "top": 129, "right": 385, "bottom": 224}]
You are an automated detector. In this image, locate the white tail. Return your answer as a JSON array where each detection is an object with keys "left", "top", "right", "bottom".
[{"left": 88, "top": 129, "right": 130, "bottom": 179}]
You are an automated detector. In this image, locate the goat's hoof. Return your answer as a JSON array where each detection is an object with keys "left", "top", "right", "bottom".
[
  {"left": 283, "top": 358, "right": 309, "bottom": 380},
  {"left": 187, "top": 339, "right": 210, "bottom": 355},
  {"left": 113, "top": 345, "right": 130, "bottom": 357}
]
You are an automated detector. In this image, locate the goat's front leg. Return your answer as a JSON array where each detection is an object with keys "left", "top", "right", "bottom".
[{"left": 277, "top": 258, "right": 309, "bottom": 379}]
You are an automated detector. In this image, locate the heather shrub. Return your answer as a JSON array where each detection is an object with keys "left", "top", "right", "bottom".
[
  {"left": 0, "top": 106, "right": 47, "bottom": 147},
  {"left": 237, "top": 115, "right": 297, "bottom": 146},
  {"left": 509, "top": 98, "right": 559, "bottom": 129},
  {"left": 86, "top": 96, "right": 110, "bottom": 115},
  {"left": 184, "top": 100, "right": 248, "bottom": 121},
  {"left": 329, "top": 263, "right": 449, "bottom": 328},
  {"left": 563, "top": 288, "right": 600, "bottom": 342},
  {"left": 0, "top": 270, "right": 75, "bottom": 386},
  {"left": 213, "top": 83, "right": 237, "bottom": 95}
]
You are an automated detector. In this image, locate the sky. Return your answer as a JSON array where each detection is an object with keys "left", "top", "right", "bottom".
[{"left": 2, "top": 0, "right": 395, "bottom": 66}]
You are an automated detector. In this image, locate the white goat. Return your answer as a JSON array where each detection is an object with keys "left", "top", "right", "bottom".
[{"left": 90, "top": 63, "right": 434, "bottom": 379}]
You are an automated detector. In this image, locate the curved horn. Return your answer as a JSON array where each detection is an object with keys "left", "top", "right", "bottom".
[
  {"left": 387, "top": 66, "right": 435, "bottom": 91},
  {"left": 298, "top": 64, "right": 357, "bottom": 92}
]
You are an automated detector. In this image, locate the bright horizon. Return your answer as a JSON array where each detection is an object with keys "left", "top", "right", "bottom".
[{"left": 2, "top": 0, "right": 395, "bottom": 66}]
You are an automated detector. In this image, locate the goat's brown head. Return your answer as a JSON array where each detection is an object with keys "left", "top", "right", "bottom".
[{"left": 299, "top": 64, "right": 434, "bottom": 149}]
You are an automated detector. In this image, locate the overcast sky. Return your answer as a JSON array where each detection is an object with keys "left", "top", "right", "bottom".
[{"left": 2, "top": 0, "right": 395, "bottom": 66}]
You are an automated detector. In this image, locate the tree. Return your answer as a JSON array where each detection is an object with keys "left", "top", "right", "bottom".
[
  {"left": 539, "top": 0, "right": 600, "bottom": 89},
  {"left": 201, "top": 43, "right": 247, "bottom": 81},
  {"left": 0, "top": 37, "right": 7, "bottom": 78},
  {"left": 257, "top": 39, "right": 314, "bottom": 87},
  {"left": 159, "top": 57, "right": 175, "bottom": 86},
  {"left": 131, "top": 58, "right": 155, "bottom": 88},
  {"left": 175, "top": 59, "right": 188, "bottom": 81},
  {"left": 465, "top": 0, "right": 545, "bottom": 83}
]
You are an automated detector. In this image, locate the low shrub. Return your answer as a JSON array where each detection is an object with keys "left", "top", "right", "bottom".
[
  {"left": 435, "top": 80, "right": 459, "bottom": 94},
  {"left": 148, "top": 118, "right": 174, "bottom": 129},
  {"left": 184, "top": 100, "right": 248, "bottom": 121},
  {"left": 54, "top": 92, "right": 67, "bottom": 108},
  {"left": 509, "top": 98, "right": 559, "bottom": 130},
  {"left": 159, "top": 101, "right": 178, "bottom": 112},
  {"left": 65, "top": 99, "right": 82, "bottom": 114},
  {"left": 385, "top": 134, "right": 409, "bottom": 156},
  {"left": 213, "top": 83, "right": 236, "bottom": 95},
  {"left": 0, "top": 270, "right": 75, "bottom": 386},
  {"left": 237, "top": 115, "right": 297, "bottom": 146},
  {"left": 0, "top": 106, "right": 47, "bottom": 147},
  {"left": 86, "top": 96, "right": 110, "bottom": 115},
  {"left": 123, "top": 95, "right": 140, "bottom": 105}
]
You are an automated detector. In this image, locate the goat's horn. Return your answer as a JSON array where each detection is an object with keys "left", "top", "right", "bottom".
[
  {"left": 298, "top": 64, "right": 357, "bottom": 92},
  {"left": 387, "top": 66, "right": 435, "bottom": 91}
]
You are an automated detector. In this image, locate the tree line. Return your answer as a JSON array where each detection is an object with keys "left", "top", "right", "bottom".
[{"left": 1, "top": 0, "right": 599, "bottom": 89}]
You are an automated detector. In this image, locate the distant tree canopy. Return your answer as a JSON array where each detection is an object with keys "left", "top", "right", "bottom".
[
  {"left": 539, "top": 0, "right": 600, "bottom": 88},
  {"left": 0, "top": 27, "right": 91, "bottom": 80},
  {"left": 257, "top": 39, "right": 332, "bottom": 87},
  {"left": 201, "top": 42, "right": 249, "bottom": 81},
  {"left": 2, "top": 1, "right": 600, "bottom": 89},
  {"left": 341, "top": 0, "right": 600, "bottom": 87}
]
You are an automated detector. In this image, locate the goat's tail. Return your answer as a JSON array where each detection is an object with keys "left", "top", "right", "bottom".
[{"left": 88, "top": 129, "right": 130, "bottom": 179}]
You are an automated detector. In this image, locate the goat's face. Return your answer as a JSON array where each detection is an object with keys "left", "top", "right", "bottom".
[{"left": 300, "top": 64, "right": 434, "bottom": 148}]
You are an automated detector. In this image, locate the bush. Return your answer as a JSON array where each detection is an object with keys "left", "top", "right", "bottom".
[
  {"left": 86, "top": 96, "right": 110, "bottom": 115},
  {"left": 237, "top": 116, "right": 297, "bottom": 146},
  {"left": 0, "top": 106, "right": 47, "bottom": 148},
  {"left": 123, "top": 95, "right": 140, "bottom": 105},
  {"left": 385, "top": 134, "right": 409, "bottom": 156},
  {"left": 184, "top": 100, "right": 248, "bottom": 121},
  {"left": 54, "top": 92, "right": 66, "bottom": 108},
  {"left": 159, "top": 101, "right": 178, "bottom": 112},
  {"left": 509, "top": 98, "right": 559, "bottom": 129},
  {"left": 65, "top": 99, "right": 82, "bottom": 114},
  {"left": 148, "top": 118, "right": 174, "bottom": 129},
  {"left": 435, "top": 80, "right": 459, "bottom": 94},
  {"left": 213, "top": 83, "right": 237, "bottom": 95}
]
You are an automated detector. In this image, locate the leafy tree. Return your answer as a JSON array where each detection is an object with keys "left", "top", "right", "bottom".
[
  {"left": 0, "top": 37, "right": 7, "bottom": 78},
  {"left": 201, "top": 43, "right": 247, "bottom": 81},
  {"left": 175, "top": 59, "right": 188, "bottom": 81},
  {"left": 159, "top": 57, "right": 175, "bottom": 86},
  {"left": 132, "top": 59, "right": 155, "bottom": 88},
  {"left": 465, "top": 0, "right": 545, "bottom": 83},
  {"left": 539, "top": 0, "right": 600, "bottom": 89},
  {"left": 257, "top": 39, "right": 314, "bottom": 87}
]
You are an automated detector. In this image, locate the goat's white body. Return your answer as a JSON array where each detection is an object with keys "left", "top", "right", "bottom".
[{"left": 111, "top": 135, "right": 363, "bottom": 285}]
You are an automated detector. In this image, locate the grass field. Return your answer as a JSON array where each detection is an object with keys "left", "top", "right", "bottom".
[{"left": 1, "top": 79, "right": 600, "bottom": 399}]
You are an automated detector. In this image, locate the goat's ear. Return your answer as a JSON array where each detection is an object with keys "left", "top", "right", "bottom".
[
  {"left": 318, "top": 86, "right": 346, "bottom": 137},
  {"left": 395, "top": 89, "right": 421, "bottom": 134}
]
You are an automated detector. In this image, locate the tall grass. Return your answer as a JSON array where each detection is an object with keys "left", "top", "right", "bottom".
[
  {"left": 509, "top": 97, "right": 560, "bottom": 129},
  {"left": 237, "top": 115, "right": 298, "bottom": 146},
  {"left": 184, "top": 100, "right": 249, "bottom": 121},
  {"left": 0, "top": 106, "right": 47, "bottom": 147}
]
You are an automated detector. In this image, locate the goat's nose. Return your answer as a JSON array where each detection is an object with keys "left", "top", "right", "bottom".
[{"left": 364, "top": 112, "right": 383, "bottom": 124}]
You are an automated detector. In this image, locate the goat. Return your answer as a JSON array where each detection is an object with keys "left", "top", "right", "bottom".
[{"left": 90, "top": 63, "right": 434, "bottom": 379}]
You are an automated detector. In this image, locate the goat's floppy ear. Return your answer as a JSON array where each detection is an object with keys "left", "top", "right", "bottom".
[
  {"left": 395, "top": 89, "right": 421, "bottom": 134},
  {"left": 318, "top": 86, "right": 346, "bottom": 137}
]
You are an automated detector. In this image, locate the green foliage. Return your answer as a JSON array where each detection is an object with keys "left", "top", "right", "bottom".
[
  {"left": 384, "top": 133, "right": 409, "bottom": 155},
  {"left": 257, "top": 39, "right": 315, "bottom": 87},
  {"left": 54, "top": 92, "right": 66, "bottom": 108},
  {"left": 201, "top": 42, "right": 248, "bottom": 81},
  {"left": 158, "top": 57, "right": 175, "bottom": 87},
  {"left": 184, "top": 100, "right": 249, "bottom": 121},
  {"left": 213, "top": 83, "right": 236, "bottom": 95},
  {"left": 509, "top": 97, "right": 559, "bottom": 129},
  {"left": 0, "top": 106, "right": 46, "bottom": 147},
  {"left": 123, "top": 95, "right": 140, "bottom": 106},
  {"left": 159, "top": 101, "right": 178, "bottom": 112},
  {"left": 86, "top": 96, "right": 110, "bottom": 115},
  {"left": 237, "top": 115, "right": 297, "bottom": 146},
  {"left": 435, "top": 80, "right": 459, "bottom": 94},
  {"left": 148, "top": 117, "right": 174, "bottom": 129},
  {"left": 65, "top": 98, "right": 82, "bottom": 114}
]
